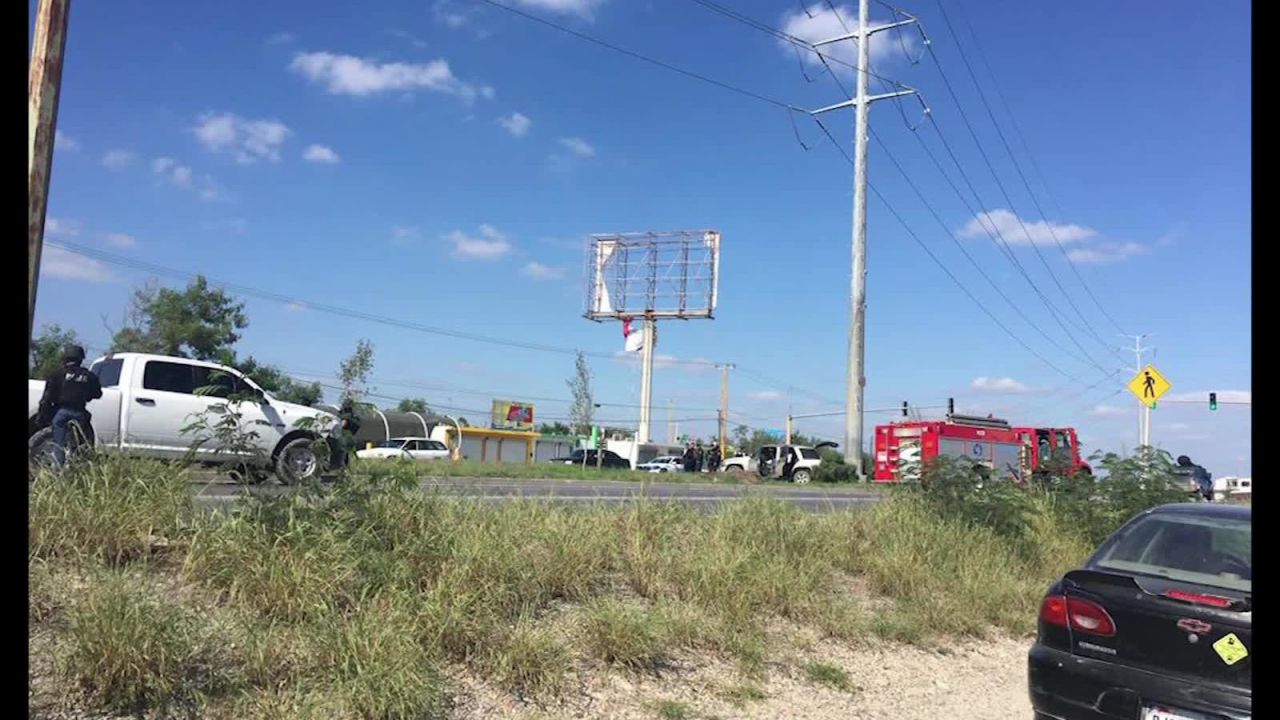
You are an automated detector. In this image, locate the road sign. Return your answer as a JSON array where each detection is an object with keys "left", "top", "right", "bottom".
[{"left": 1126, "top": 364, "right": 1171, "bottom": 407}]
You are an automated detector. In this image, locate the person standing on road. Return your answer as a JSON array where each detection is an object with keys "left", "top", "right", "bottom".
[
  {"left": 694, "top": 440, "right": 705, "bottom": 472},
  {"left": 331, "top": 401, "right": 363, "bottom": 472},
  {"left": 36, "top": 345, "right": 102, "bottom": 467},
  {"left": 682, "top": 442, "right": 697, "bottom": 473},
  {"left": 706, "top": 443, "right": 721, "bottom": 474}
]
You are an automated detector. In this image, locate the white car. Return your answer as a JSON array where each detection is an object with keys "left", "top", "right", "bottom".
[
  {"left": 637, "top": 455, "right": 684, "bottom": 473},
  {"left": 356, "top": 437, "right": 451, "bottom": 462}
]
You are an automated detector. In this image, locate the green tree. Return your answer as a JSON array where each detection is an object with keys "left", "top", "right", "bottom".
[
  {"left": 110, "top": 276, "right": 248, "bottom": 361},
  {"left": 234, "top": 356, "right": 323, "bottom": 407},
  {"left": 566, "top": 351, "right": 595, "bottom": 436},
  {"left": 396, "top": 397, "right": 430, "bottom": 414},
  {"left": 337, "top": 339, "right": 375, "bottom": 405},
  {"left": 30, "top": 324, "right": 81, "bottom": 378},
  {"left": 537, "top": 421, "right": 573, "bottom": 436}
]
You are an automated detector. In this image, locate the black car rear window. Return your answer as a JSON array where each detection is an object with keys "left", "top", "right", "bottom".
[{"left": 1092, "top": 513, "right": 1250, "bottom": 592}]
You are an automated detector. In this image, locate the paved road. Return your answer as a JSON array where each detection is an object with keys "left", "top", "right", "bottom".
[{"left": 191, "top": 476, "right": 885, "bottom": 513}]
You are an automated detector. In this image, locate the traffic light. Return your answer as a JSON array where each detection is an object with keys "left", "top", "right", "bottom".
[
  {"left": 947, "top": 397, "right": 955, "bottom": 416},
  {"left": 1209, "top": 392, "right": 1218, "bottom": 411},
  {"left": 902, "top": 401, "right": 909, "bottom": 418}
]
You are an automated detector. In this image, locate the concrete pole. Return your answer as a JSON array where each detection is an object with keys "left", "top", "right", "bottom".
[
  {"left": 637, "top": 317, "right": 655, "bottom": 443},
  {"left": 717, "top": 364, "right": 732, "bottom": 456},
  {"left": 28, "top": 0, "right": 72, "bottom": 347},
  {"left": 845, "top": 0, "right": 872, "bottom": 478}
]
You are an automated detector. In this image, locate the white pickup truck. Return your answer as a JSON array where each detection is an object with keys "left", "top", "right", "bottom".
[{"left": 28, "top": 352, "right": 336, "bottom": 482}]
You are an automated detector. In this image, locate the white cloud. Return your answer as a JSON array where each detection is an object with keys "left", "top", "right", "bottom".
[
  {"left": 285, "top": 301, "right": 308, "bottom": 312},
  {"left": 387, "top": 28, "right": 428, "bottom": 48},
  {"left": 152, "top": 157, "right": 194, "bottom": 187},
  {"left": 520, "top": 261, "right": 564, "bottom": 280},
  {"left": 303, "top": 144, "right": 341, "bottom": 163},
  {"left": 290, "top": 51, "right": 488, "bottom": 102},
  {"left": 45, "top": 217, "right": 81, "bottom": 237},
  {"left": 152, "top": 157, "right": 222, "bottom": 201},
  {"left": 41, "top": 246, "right": 115, "bottom": 283},
  {"left": 55, "top": 130, "right": 79, "bottom": 152},
  {"left": 970, "top": 376, "right": 1035, "bottom": 394},
  {"left": 558, "top": 137, "right": 595, "bottom": 157},
  {"left": 101, "top": 149, "right": 136, "bottom": 170},
  {"left": 959, "top": 209, "right": 1096, "bottom": 246},
  {"left": 1166, "top": 390, "right": 1251, "bottom": 404},
  {"left": 750, "top": 390, "right": 784, "bottom": 401},
  {"left": 391, "top": 225, "right": 421, "bottom": 247},
  {"left": 779, "top": 4, "right": 912, "bottom": 71},
  {"left": 1066, "top": 242, "right": 1149, "bottom": 265},
  {"left": 1088, "top": 404, "right": 1129, "bottom": 418},
  {"left": 103, "top": 232, "right": 138, "bottom": 249},
  {"left": 446, "top": 224, "right": 512, "bottom": 260},
  {"left": 194, "top": 112, "right": 290, "bottom": 164},
  {"left": 433, "top": 0, "right": 473, "bottom": 28},
  {"left": 511, "top": 0, "right": 605, "bottom": 18},
  {"left": 499, "top": 112, "right": 531, "bottom": 137},
  {"left": 266, "top": 32, "right": 296, "bottom": 45}
]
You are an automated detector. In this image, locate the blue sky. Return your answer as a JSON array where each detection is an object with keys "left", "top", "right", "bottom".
[{"left": 33, "top": 0, "right": 1251, "bottom": 474}]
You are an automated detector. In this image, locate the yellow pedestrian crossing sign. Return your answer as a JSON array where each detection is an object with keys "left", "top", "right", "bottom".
[{"left": 1127, "top": 364, "right": 1171, "bottom": 407}]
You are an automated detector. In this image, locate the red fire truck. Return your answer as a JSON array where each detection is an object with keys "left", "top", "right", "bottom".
[{"left": 872, "top": 414, "right": 1090, "bottom": 483}]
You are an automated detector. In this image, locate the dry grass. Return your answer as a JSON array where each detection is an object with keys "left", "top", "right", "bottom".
[{"left": 29, "top": 457, "right": 1096, "bottom": 718}]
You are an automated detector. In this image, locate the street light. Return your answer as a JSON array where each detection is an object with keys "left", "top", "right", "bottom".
[{"left": 1209, "top": 392, "right": 1218, "bottom": 412}]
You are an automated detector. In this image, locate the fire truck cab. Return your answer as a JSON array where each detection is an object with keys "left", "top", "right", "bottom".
[{"left": 872, "top": 414, "right": 1090, "bottom": 483}]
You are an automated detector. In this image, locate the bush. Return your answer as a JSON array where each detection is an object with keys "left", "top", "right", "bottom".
[{"left": 815, "top": 461, "right": 860, "bottom": 484}]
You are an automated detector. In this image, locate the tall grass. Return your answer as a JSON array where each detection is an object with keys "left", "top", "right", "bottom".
[
  {"left": 29, "top": 456, "right": 193, "bottom": 566},
  {"left": 31, "top": 452, "right": 1167, "bottom": 718}
]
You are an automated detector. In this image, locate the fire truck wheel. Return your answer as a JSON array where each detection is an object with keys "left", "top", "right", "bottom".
[{"left": 791, "top": 468, "right": 812, "bottom": 484}]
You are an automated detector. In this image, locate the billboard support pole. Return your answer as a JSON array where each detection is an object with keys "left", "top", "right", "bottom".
[{"left": 637, "top": 316, "right": 655, "bottom": 444}]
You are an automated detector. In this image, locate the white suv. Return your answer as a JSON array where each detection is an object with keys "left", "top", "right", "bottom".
[
  {"left": 720, "top": 442, "right": 835, "bottom": 484},
  {"left": 356, "top": 437, "right": 450, "bottom": 462}
]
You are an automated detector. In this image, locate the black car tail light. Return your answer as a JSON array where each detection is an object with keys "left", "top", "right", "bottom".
[{"left": 1040, "top": 595, "right": 1116, "bottom": 637}]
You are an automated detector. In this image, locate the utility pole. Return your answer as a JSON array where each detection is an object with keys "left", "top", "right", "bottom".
[
  {"left": 670, "top": 397, "right": 680, "bottom": 443},
  {"left": 716, "top": 363, "right": 733, "bottom": 457},
  {"left": 28, "top": 0, "right": 72, "bottom": 348},
  {"left": 1121, "top": 334, "right": 1153, "bottom": 449},
  {"left": 810, "top": 0, "right": 918, "bottom": 479}
]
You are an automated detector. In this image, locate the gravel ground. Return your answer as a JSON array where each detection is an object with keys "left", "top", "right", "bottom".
[{"left": 452, "top": 633, "right": 1034, "bottom": 720}]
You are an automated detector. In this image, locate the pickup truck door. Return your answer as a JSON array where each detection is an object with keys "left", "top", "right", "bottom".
[
  {"left": 197, "top": 368, "right": 287, "bottom": 460},
  {"left": 125, "top": 359, "right": 226, "bottom": 459}
]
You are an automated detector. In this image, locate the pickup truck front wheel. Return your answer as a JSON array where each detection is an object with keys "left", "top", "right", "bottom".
[{"left": 275, "top": 437, "right": 322, "bottom": 485}]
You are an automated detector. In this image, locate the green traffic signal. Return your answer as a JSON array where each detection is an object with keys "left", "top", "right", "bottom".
[{"left": 1209, "top": 392, "right": 1218, "bottom": 411}]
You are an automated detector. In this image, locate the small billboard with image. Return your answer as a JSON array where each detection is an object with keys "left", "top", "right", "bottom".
[{"left": 492, "top": 400, "right": 535, "bottom": 431}]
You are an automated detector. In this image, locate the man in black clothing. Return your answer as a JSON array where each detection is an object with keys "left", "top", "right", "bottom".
[
  {"left": 330, "top": 400, "right": 363, "bottom": 471},
  {"left": 37, "top": 345, "right": 102, "bottom": 467}
]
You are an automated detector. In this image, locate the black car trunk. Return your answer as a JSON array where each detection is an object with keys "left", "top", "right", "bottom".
[{"left": 1063, "top": 569, "right": 1251, "bottom": 689}]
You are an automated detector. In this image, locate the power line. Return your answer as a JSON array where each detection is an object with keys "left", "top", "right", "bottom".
[
  {"left": 47, "top": 240, "right": 719, "bottom": 369},
  {"left": 928, "top": 0, "right": 1124, "bottom": 356},
  {"left": 692, "top": 0, "right": 1108, "bottom": 385},
  {"left": 947, "top": 1, "right": 1128, "bottom": 336},
  {"left": 476, "top": 0, "right": 803, "bottom": 111},
  {"left": 809, "top": 116, "right": 1081, "bottom": 382},
  {"left": 919, "top": 48, "right": 1116, "bottom": 371}
]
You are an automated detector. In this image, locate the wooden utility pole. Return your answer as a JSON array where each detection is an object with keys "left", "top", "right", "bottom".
[{"left": 29, "top": 0, "right": 72, "bottom": 347}]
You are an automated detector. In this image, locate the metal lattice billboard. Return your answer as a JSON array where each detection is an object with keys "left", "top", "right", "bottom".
[{"left": 584, "top": 230, "right": 720, "bottom": 321}]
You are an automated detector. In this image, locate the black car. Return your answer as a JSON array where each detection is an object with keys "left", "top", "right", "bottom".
[
  {"left": 1029, "top": 503, "right": 1251, "bottom": 720},
  {"left": 548, "top": 449, "right": 632, "bottom": 470}
]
